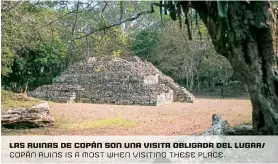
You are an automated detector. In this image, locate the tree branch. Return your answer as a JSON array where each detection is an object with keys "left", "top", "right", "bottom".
[
  {"left": 71, "top": 1, "right": 80, "bottom": 35},
  {"left": 1, "top": 1, "right": 21, "bottom": 12},
  {"left": 72, "top": 9, "right": 154, "bottom": 41},
  {"left": 34, "top": 10, "right": 80, "bottom": 31}
]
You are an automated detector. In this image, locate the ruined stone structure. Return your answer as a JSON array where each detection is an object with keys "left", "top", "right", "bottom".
[{"left": 28, "top": 56, "right": 195, "bottom": 106}]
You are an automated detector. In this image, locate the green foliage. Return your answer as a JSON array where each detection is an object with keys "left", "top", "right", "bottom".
[
  {"left": 130, "top": 21, "right": 234, "bottom": 91},
  {"left": 113, "top": 50, "right": 121, "bottom": 57},
  {"left": 1, "top": 43, "right": 15, "bottom": 76},
  {"left": 1, "top": 1, "right": 237, "bottom": 95},
  {"left": 1, "top": 2, "right": 69, "bottom": 92},
  {"left": 2, "top": 42, "right": 68, "bottom": 92},
  {"left": 95, "top": 68, "right": 101, "bottom": 73},
  {"left": 199, "top": 25, "right": 208, "bottom": 36},
  {"left": 198, "top": 52, "right": 233, "bottom": 85},
  {"left": 28, "top": 42, "right": 67, "bottom": 86},
  {"left": 131, "top": 30, "right": 159, "bottom": 60}
]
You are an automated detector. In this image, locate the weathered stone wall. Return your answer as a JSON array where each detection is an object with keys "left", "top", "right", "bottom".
[
  {"left": 130, "top": 57, "right": 195, "bottom": 102},
  {"left": 28, "top": 56, "right": 194, "bottom": 106}
]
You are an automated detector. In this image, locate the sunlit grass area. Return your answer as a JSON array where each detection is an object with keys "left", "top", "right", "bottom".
[
  {"left": 56, "top": 117, "right": 137, "bottom": 130},
  {"left": 1, "top": 90, "right": 43, "bottom": 111}
]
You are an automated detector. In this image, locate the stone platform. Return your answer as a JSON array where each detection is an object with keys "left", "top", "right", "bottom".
[{"left": 28, "top": 56, "right": 195, "bottom": 106}]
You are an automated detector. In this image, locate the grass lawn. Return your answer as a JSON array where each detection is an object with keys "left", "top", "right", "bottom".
[{"left": 1, "top": 90, "right": 43, "bottom": 111}]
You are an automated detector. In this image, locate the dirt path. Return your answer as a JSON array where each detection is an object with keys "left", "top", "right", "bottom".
[{"left": 2, "top": 98, "right": 252, "bottom": 135}]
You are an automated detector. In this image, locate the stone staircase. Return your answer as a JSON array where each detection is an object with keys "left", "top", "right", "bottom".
[{"left": 180, "top": 87, "right": 195, "bottom": 103}]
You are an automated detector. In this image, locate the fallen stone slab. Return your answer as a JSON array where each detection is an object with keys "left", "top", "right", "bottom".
[{"left": 1, "top": 102, "right": 54, "bottom": 128}]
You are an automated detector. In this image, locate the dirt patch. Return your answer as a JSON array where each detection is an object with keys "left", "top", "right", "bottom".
[{"left": 1, "top": 97, "right": 252, "bottom": 135}]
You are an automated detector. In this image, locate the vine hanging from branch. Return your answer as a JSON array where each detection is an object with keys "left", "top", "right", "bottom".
[{"left": 153, "top": 1, "right": 230, "bottom": 42}]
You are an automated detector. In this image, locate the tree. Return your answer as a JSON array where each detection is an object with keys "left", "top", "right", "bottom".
[
  {"left": 131, "top": 29, "right": 159, "bottom": 60},
  {"left": 1, "top": 1, "right": 69, "bottom": 92},
  {"left": 130, "top": 18, "right": 234, "bottom": 93},
  {"left": 169, "top": 1, "right": 278, "bottom": 134}
]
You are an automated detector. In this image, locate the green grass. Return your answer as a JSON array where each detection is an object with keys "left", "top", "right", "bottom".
[
  {"left": 47, "top": 101, "right": 57, "bottom": 105},
  {"left": 1, "top": 90, "right": 43, "bottom": 111},
  {"left": 58, "top": 118, "right": 137, "bottom": 130}
]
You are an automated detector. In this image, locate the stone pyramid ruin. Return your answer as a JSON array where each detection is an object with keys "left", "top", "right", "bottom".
[{"left": 28, "top": 56, "right": 195, "bottom": 106}]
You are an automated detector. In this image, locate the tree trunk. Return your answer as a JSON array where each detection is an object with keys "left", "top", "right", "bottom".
[
  {"left": 24, "top": 82, "right": 28, "bottom": 93},
  {"left": 190, "top": 72, "right": 194, "bottom": 91},
  {"left": 208, "top": 75, "right": 211, "bottom": 87},
  {"left": 196, "top": 70, "right": 200, "bottom": 92},
  {"left": 190, "top": 1, "right": 278, "bottom": 134},
  {"left": 186, "top": 74, "right": 189, "bottom": 89}
]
